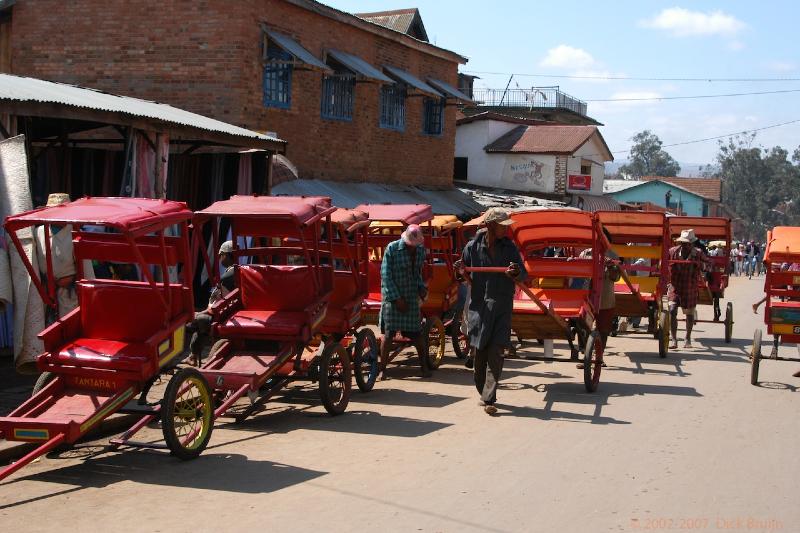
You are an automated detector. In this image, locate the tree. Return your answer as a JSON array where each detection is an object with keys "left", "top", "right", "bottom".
[
  {"left": 714, "top": 134, "right": 800, "bottom": 240},
  {"left": 619, "top": 130, "right": 681, "bottom": 178}
]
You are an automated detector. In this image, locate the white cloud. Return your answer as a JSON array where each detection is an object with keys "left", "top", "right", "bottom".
[
  {"left": 539, "top": 45, "right": 596, "bottom": 69},
  {"left": 640, "top": 8, "right": 745, "bottom": 37},
  {"left": 766, "top": 60, "right": 797, "bottom": 73},
  {"left": 727, "top": 40, "right": 745, "bottom": 51}
]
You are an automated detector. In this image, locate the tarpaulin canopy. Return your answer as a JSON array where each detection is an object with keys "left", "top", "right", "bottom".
[
  {"left": 356, "top": 203, "right": 433, "bottom": 226},
  {"left": 596, "top": 211, "right": 666, "bottom": 243},
  {"left": 667, "top": 216, "right": 730, "bottom": 241},
  {"left": 5, "top": 197, "right": 192, "bottom": 234},
  {"left": 196, "top": 195, "right": 333, "bottom": 225},
  {"left": 766, "top": 226, "right": 800, "bottom": 262}
]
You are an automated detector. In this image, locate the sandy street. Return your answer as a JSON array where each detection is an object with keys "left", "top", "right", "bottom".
[{"left": 1, "top": 275, "right": 797, "bottom": 533}]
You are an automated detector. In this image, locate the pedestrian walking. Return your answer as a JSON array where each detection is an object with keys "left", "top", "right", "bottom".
[
  {"left": 455, "top": 208, "right": 527, "bottom": 416},
  {"left": 378, "top": 224, "right": 430, "bottom": 379},
  {"left": 667, "top": 229, "right": 710, "bottom": 349}
]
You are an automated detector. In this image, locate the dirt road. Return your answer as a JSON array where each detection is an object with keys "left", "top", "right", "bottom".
[{"left": 1, "top": 276, "right": 796, "bottom": 532}]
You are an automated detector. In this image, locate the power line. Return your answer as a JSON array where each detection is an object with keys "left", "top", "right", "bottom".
[
  {"left": 463, "top": 71, "right": 800, "bottom": 82},
  {"left": 587, "top": 88, "right": 800, "bottom": 102},
  {"left": 608, "top": 118, "right": 800, "bottom": 155}
]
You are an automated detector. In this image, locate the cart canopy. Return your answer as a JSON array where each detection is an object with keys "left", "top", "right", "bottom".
[
  {"left": 596, "top": 211, "right": 666, "bottom": 243},
  {"left": 511, "top": 209, "right": 595, "bottom": 249},
  {"left": 667, "top": 216, "right": 731, "bottom": 242},
  {"left": 5, "top": 197, "right": 191, "bottom": 234},
  {"left": 765, "top": 226, "right": 800, "bottom": 263},
  {"left": 355, "top": 204, "right": 433, "bottom": 226},
  {"left": 331, "top": 208, "right": 370, "bottom": 233},
  {"left": 196, "top": 195, "right": 333, "bottom": 226}
]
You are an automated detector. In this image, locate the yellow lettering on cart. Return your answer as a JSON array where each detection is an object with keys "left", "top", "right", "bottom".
[{"left": 74, "top": 377, "right": 114, "bottom": 389}]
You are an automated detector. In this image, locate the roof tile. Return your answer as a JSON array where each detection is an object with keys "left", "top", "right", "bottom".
[
  {"left": 641, "top": 176, "right": 721, "bottom": 202},
  {"left": 484, "top": 125, "right": 601, "bottom": 155}
]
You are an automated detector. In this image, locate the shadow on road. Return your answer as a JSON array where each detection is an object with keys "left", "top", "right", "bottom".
[
  {"left": 353, "top": 388, "right": 463, "bottom": 408},
  {"left": 294, "top": 410, "right": 452, "bottom": 438},
  {"left": 0, "top": 452, "right": 326, "bottom": 509},
  {"left": 752, "top": 381, "right": 798, "bottom": 392}
]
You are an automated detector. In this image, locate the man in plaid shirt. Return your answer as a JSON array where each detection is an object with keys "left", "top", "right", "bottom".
[
  {"left": 668, "top": 229, "right": 710, "bottom": 349},
  {"left": 379, "top": 224, "right": 430, "bottom": 379}
]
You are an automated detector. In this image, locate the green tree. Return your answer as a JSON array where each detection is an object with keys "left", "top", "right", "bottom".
[
  {"left": 619, "top": 130, "right": 681, "bottom": 178},
  {"left": 715, "top": 134, "right": 800, "bottom": 239}
]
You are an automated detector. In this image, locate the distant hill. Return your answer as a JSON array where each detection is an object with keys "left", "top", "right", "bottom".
[{"left": 605, "top": 161, "right": 713, "bottom": 178}]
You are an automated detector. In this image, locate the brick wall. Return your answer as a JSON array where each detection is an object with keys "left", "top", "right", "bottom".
[{"left": 9, "top": 0, "right": 463, "bottom": 187}]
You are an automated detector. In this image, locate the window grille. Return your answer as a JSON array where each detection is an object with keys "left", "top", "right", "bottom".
[
  {"left": 380, "top": 84, "right": 406, "bottom": 130},
  {"left": 423, "top": 97, "right": 444, "bottom": 135},
  {"left": 321, "top": 73, "right": 355, "bottom": 120},
  {"left": 263, "top": 44, "right": 292, "bottom": 109}
]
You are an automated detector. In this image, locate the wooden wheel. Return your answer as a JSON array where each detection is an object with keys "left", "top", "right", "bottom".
[
  {"left": 426, "top": 316, "right": 446, "bottom": 370},
  {"left": 319, "top": 343, "right": 351, "bottom": 415},
  {"left": 583, "top": 330, "right": 603, "bottom": 393},
  {"left": 724, "top": 302, "right": 733, "bottom": 343},
  {"left": 658, "top": 310, "right": 670, "bottom": 358},
  {"left": 750, "top": 329, "right": 762, "bottom": 386},
  {"left": 352, "top": 328, "right": 379, "bottom": 393},
  {"left": 162, "top": 368, "right": 214, "bottom": 460}
]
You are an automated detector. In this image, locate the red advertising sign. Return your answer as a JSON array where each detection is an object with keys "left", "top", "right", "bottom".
[{"left": 568, "top": 174, "right": 592, "bottom": 191}]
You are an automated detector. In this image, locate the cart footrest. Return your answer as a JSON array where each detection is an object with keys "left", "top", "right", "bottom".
[{"left": 0, "top": 417, "right": 73, "bottom": 442}]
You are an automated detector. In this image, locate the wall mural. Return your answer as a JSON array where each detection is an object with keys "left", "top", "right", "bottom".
[{"left": 500, "top": 156, "right": 554, "bottom": 192}]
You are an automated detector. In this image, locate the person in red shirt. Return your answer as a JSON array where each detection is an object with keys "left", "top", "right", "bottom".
[{"left": 667, "top": 229, "right": 710, "bottom": 349}]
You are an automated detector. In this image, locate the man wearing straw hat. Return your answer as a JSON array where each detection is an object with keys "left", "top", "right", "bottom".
[
  {"left": 455, "top": 207, "right": 527, "bottom": 416},
  {"left": 379, "top": 223, "right": 431, "bottom": 379},
  {"left": 667, "top": 228, "right": 709, "bottom": 349}
]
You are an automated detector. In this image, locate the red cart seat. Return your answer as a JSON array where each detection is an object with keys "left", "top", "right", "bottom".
[
  {"left": 217, "top": 265, "right": 320, "bottom": 340},
  {"left": 367, "top": 261, "right": 382, "bottom": 302},
  {"left": 43, "top": 280, "right": 187, "bottom": 378},
  {"left": 321, "top": 271, "right": 362, "bottom": 331},
  {"left": 513, "top": 288, "right": 588, "bottom": 319}
]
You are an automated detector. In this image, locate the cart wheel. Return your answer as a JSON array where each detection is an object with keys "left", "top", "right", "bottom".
[
  {"left": 658, "top": 310, "right": 670, "bottom": 358},
  {"left": 319, "top": 342, "right": 351, "bottom": 415},
  {"left": 724, "top": 302, "right": 733, "bottom": 344},
  {"left": 426, "top": 316, "right": 446, "bottom": 370},
  {"left": 750, "top": 329, "right": 762, "bottom": 385},
  {"left": 32, "top": 371, "right": 56, "bottom": 396},
  {"left": 352, "top": 328, "right": 379, "bottom": 393},
  {"left": 450, "top": 317, "right": 469, "bottom": 359},
  {"left": 583, "top": 331, "right": 603, "bottom": 393},
  {"left": 162, "top": 367, "right": 214, "bottom": 460}
]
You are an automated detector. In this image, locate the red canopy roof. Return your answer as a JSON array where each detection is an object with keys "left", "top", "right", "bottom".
[
  {"left": 766, "top": 226, "right": 800, "bottom": 262},
  {"left": 667, "top": 216, "right": 730, "bottom": 241},
  {"left": 511, "top": 209, "right": 595, "bottom": 248},
  {"left": 355, "top": 204, "right": 433, "bottom": 225},
  {"left": 4, "top": 197, "right": 192, "bottom": 233},
  {"left": 596, "top": 210, "right": 666, "bottom": 243},
  {"left": 197, "top": 195, "right": 334, "bottom": 225}
]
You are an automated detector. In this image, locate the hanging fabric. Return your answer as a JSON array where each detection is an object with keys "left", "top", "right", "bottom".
[
  {"left": 237, "top": 153, "right": 253, "bottom": 195},
  {"left": 136, "top": 132, "right": 156, "bottom": 198}
]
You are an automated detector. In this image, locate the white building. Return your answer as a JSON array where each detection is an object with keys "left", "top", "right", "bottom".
[{"left": 455, "top": 112, "right": 614, "bottom": 206}]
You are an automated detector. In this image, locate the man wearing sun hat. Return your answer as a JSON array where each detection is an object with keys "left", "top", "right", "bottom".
[
  {"left": 667, "top": 228, "right": 710, "bottom": 349},
  {"left": 379, "top": 223, "right": 430, "bottom": 379},
  {"left": 455, "top": 207, "right": 527, "bottom": 416}
]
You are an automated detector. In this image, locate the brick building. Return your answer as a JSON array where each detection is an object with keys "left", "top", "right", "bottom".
[{"left": 2, "top": 0, "right": 470, "bottom": 187}]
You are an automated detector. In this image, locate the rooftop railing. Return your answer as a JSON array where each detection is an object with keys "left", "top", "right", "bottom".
[{"left": 472, "top": 86, "right": 588, "bottom": 116}]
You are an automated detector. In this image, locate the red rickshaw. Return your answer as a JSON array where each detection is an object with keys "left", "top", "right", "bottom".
[
  {"left": 507, "top": 209, "right": 608, "bottom": 392},
  {"left": 666, "top": 216, "right": 733, "bottom": 343},
  {"left": 0, "top": 198, "right": 213, "bottom": 481},
  {"left": 187, "top": 195, "right": 351, "bottom": 421},
  {"left": 357, "top": 203, "right": 444, "bottom": 375},
  {"left": 596, "top": 211, "right": 672, "bottom": 357},
  {"left": 750, "top": 226, "right": 800, "bottom": 384}
]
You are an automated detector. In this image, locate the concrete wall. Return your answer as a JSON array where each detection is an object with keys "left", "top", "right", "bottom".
[
  {"left": 611, "top": 181, "right": 705, "bottom": 216},
  {"left": 9, "top": 0, "right": 463, "bottom": 187}
]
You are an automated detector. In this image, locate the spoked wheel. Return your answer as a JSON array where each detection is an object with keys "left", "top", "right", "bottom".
[
  {"left": 352, "top": 328, "right": 379, "bottom": 393},
  {"left": 319, "top": 342, "right": 351, "bottom": 415},
  {"left": 658, "top": 310, "right": 670, "bottom": 358},
  {"left": 162, "top": 368, "right": 214, "bottom": 460},
  {"left": 750, "top": 329, "right": 762, "bottom": 385},
  {"left": 724, "top": 302, "right": 733, "bottom": 344},
  {"left": 425, "top": 316, "right": 446, "bottom": 370},
  {"left": 583, "top": 331, "right": 603, "bottom": 393},
  {"left": 450, "top": 317, "right": 469, "bottom": 359}
]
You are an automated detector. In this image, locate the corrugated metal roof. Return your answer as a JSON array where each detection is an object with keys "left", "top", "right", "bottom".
[
  {"left": 272, "top": 179, "right": 484, "bottom": 217},
  {"left": 327, "top": 49, "right": 394, "bottom": 83},
  {"left": 356, "top": 8, "right": 428, "bottom": 41},
  {"left": 484, "top": 125, "right": 601, "bottom": 155},
  {"left": 427, "top": 78, "right": 473, "bottom": 103},
  {"left": 383, "top": 65, "right": 441, "bottom": 97},
  {"left": 603, "top": 179, "right": 645, "bottom": 194},
  {"left": 0, "top": 73, "right": 286, "bottom": 147},
  {"left": 569, "top": 194, "right": 621, "bottom": 212},
  {"left": 264, "top": 28, "right": 332, "bottom": 72}
]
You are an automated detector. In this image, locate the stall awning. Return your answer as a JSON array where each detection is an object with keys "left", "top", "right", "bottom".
[
  {"left": 326, "top": 49, "right": 394, "bottom": 83},
  {"left": 383, "top": 65, "right": 441, "bottom": 97},
  {"left": 263, "top": 28, "right": 332, "bottom": 72},
  {"left": 427, "top": 78, "right": 473, "bottom": 103}
]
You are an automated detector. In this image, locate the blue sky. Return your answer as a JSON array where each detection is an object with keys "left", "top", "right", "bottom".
[{"left": 327, "top": 1, "right": 800, "bottom": 166}]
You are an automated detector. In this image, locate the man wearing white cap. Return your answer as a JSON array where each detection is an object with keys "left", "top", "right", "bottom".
[
  {"left": 667, "top": 229, "right": 709, "bottom": 349},
  {"left": 455, "top": 207, "right": 527, "bottom": 416},
  {"left": 379, "top": 223, "right": 430, "bottom": 378},
  {"left": 186, "top": 240, "right": 236, "bottom": 364}
]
